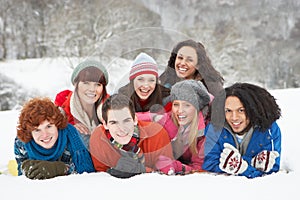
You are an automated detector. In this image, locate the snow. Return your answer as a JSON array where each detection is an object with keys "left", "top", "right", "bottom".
[{"left": 0, "top": 58, "right": 299, "bottom": 199}]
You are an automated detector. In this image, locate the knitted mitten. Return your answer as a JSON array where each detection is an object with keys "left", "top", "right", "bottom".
[
  {"left": 251, "top": 150, "right": 279, "bottom": 172},
  {"left": 219, "top": 143, "right": 248, "bottom": 175}
]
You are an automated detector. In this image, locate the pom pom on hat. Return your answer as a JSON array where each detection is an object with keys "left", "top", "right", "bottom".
[
  {"left": 129, "top": 53, "right": 158, "bottom": 80},
  {"left": 170, "top": 80, "right": 210, "bottom": 112},
  {"left": 71, "top": 59, "right": 109, "bottom": 85}
]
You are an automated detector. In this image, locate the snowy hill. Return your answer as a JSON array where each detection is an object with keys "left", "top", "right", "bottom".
[{"left": 0, "top": 58, "right": 299, "bottom": 199}]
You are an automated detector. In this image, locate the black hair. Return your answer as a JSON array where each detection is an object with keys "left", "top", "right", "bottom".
[
  {"left": 102, "top": 94, "right": 136, "bottom": 123},
  {"left": 225, "top": 83, "right": 281, "bottom": 132},
  {"left": 160, "top": 39, "right": 224, "bottom": 95}
]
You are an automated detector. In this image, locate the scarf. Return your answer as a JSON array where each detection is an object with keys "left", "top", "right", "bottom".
[
  {"left": 70, "top": 92, "right": 97, "bottom": 133},
  {"left": 105, "top": 126, "right": 144, "bottom": 161},
  {"left": 225, "top": 123, "right": 254, "bottom": 156},
  {"left": 25, "top": 124, "right": 95, "bottom": 173}
]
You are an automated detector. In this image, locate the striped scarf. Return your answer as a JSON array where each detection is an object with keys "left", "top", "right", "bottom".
[{"left": 105, "top": 126, "right": 144, "bottom": 161}]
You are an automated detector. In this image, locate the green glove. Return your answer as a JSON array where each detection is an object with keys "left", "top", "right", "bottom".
[{"left": 21, "top": 160, "right": 67, "bottom": 180}]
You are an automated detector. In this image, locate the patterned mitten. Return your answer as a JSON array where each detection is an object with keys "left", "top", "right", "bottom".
[
  {"left": 219, "top": 143, "right": 248, "bottom": 175},
  {"left": 251, "top": 150, "right": 279, "bottom": 172}
]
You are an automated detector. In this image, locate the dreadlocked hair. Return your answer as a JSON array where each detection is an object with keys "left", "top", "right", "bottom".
[{"left": 225, "top": 83, "right": 281, "bottom": 132}]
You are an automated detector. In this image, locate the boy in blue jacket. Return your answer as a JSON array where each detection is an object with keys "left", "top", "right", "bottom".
[{"left": 203, "top": 83, "right": 281, "bottom": 178}]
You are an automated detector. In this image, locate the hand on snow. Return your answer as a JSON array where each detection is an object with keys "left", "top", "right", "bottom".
[
  {"left": 107, "top": 150, "right": 145, "bottom": 179},
  {"left": 219, "top": 143, "right": 248, "bottom": 175},
  {"left": 251, "top": 150, "right": 279, "bottom": 172},
  {"left": 21, "top": 160, "right": 67, "bottom": 179},
  {"left": 155, "top": 155, "right": 189, "bottom": 175}
]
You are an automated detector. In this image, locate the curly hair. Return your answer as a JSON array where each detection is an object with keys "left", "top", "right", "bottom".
[
  {"left": 225, "top": 83, "right": 281, "bottom": 132},
  {"left": 17, "top": 97, "right": 68, "bottom": 143}
]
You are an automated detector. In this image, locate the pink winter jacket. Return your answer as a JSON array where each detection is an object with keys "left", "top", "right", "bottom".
[
  {"left": 136, "top": 111, "right": 206, "bottom": 173},
  {"left": 136, "top": 111, "right": 205, "bottom": 140}
]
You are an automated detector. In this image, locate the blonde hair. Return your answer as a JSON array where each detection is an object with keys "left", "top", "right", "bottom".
[
  {"left": 187, "top": 109, "right": 199, "bottom": 154},
  {"left": 172, "top": 108, "right": 199, "bottom": 155}
]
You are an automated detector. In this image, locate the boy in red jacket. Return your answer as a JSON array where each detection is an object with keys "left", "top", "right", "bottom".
[{"left": 90, "top": 94, "right": 173, "bottom": 178}]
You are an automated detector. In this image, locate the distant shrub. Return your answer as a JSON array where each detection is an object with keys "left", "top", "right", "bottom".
[{"left": 0, "top": 73, "right": 38, "bottom": 111}]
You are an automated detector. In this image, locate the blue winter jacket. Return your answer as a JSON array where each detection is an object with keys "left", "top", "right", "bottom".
[{"left": 203, "top": 121, "right": 281, "bottom": 178}]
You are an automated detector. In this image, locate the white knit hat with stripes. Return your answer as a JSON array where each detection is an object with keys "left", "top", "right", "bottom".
[{"left": 129, "top": 53, "right": 158, "bottom": 80}]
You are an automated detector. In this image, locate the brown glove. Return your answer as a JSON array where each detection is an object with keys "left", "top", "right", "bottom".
[{"left": 21, "top": 160, "right": 67, "bottom": 179}]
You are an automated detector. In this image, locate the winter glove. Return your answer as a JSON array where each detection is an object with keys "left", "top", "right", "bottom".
[
  {"left": 107, "top": 151, "right": 146, "bottom": 179},
  {"left": 251, "top": 150, "right": 279, "bottom": 172},
  {"left": 155, "top": 155, "right": 190, "bottom": 175},
  {"left": 219, "top": 143, "right": 248, "bottom": 175},
  {"left": 149, "top": 104, "right": 165, "bottom": 114},
  {"left": 149, "top": 104, "right": 166, "bottom": 123},
  {"left": 21, "top": 160, "right": 67, "bottom": 180}
]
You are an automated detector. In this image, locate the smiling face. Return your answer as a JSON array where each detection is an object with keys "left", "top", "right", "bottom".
[
  {"left": 225, "top": 96, "right": 250, "bottom": 134},
  {"left": 103, "top": 107, "right": 138, "bottom": 145},
  {"left": 31, "top": 120, "right": 59, "bottom": 149},
  {"left": 77, "top": 81, "right": 103, "bottom": 105},
  {"left": 133, "top": 74, "right": 157, "bottom": 100},
  {"left": 175, "top": 46, "right": 198, "bottom": 79},
  {"left": 172, "top": 100, "right": 197, "bottom": 126}
]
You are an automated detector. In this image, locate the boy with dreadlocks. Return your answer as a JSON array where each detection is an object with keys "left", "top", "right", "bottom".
[
  {"left": 90, "top": 93, "right": 173, "bottom": 178},
  {"left": 203, "top": 83, "right": 282, "bottom": 178}
]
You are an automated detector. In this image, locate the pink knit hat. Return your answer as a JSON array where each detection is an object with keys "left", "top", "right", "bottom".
[{"left": 129, "top": 53, "right": 158, "bottom": 80}]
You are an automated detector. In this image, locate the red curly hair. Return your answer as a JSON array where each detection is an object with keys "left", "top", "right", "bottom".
[{"left": 17, "top": 97, "right": 68, "bottom": 143}]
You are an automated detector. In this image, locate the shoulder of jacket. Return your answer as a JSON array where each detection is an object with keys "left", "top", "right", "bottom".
[{"left": 138, "top": 120, "right": 165, "bottom": 138}]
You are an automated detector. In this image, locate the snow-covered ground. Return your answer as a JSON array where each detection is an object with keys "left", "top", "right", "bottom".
[{"left": 0, "top": 58, "right": 299, "bottom": 199}]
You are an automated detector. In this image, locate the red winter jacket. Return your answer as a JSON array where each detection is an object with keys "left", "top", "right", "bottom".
[
  {"left": 90, "top": 120, "right": 174, "bottom": 173},
  {"left": 54, "top": 89, "right": 109, "bottom": 125}
]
